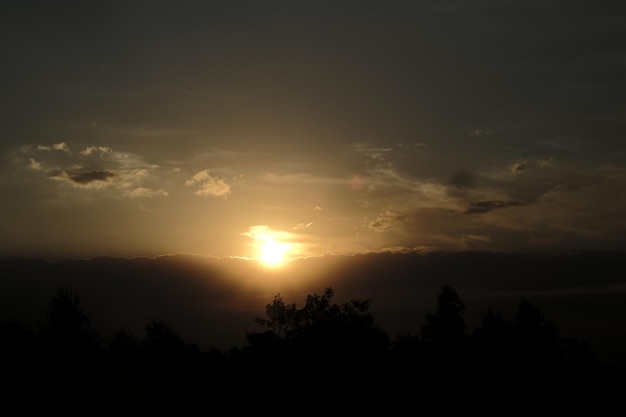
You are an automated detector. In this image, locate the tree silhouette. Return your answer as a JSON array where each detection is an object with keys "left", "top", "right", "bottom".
[
  {"left": 36, "top": 287, "right": 107, "bottom": 410},
  {"left": 464, "top": 296, "right": 619, "bottom": 408},
  {"left": 245, "top": 287, "right": 390, "bottom": 403},
  {"left": 109, "top": 327, "right": 140, "bottom": 363},
  {"left": 420, "top": 284, "right": 466, "bottom": 366},
  {"left": 3, "top": 277, "right": 623, "bottom": 411},
  {"left": 254, "top": 292, "right": 297, "bottom": 338},
  {"left": 137, "top": 318, "right": 191, "bottom": 409},
  {"left": 108, "top": 327, "right": 144, "bottom": 410},
  {"left": 39, "top": 287, "right": 96, "bottom": 351},
  {"left": 0, "top": 319, "right": 45, "bottom": 410},
  {"left": 503, "top": 298, "right": 563, "bottom": 377}
]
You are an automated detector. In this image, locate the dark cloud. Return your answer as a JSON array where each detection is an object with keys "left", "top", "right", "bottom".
[
  {"left": 510, "top": 161, "right": 527, "bottom": 173},
  {"left": 67, "top": 170, "right": 115, "bottom": 184},
  {"left": 450, "top": 171, "right": 477, "bottom": 188},
  {"left": 465, "top": 199, "right": 528, "bottom": 214}
]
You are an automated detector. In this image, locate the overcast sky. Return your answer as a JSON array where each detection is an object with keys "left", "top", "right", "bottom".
[{"left": 1, "top": 0, "right": 625, "bottom": 260}]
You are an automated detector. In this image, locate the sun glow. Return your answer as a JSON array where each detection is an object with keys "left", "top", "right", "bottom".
[
  {"left": 259, "top": 236, "right": 288, "bottom": 265},
  {"left": 243, "top": 225, "right": 302, "bottom": 267}
]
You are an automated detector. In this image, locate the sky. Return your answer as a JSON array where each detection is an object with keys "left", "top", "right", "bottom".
[{"left": 1, "top": 0, "right": 626, "bottom": 261}]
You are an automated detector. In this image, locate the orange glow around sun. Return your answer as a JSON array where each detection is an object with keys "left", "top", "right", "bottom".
[
  {"left": 243, "top": 225, "right": 299, "bottom": 267},
  {"left": 259, "top": 236, "right": 289, "bottom": 266}
]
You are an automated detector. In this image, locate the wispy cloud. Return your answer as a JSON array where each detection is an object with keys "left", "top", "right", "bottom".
[
  {"left": 367, "top": 210, "right": 406, "bottom": 232},
  {"left": 464, "top": 199, "right": 528, "bottom": 214},
  {"left": 80, "top": 146, "right": 113, "bottom": 156},
  {"left": 243, "top": 225, "right": 295, "bottom": 241},
  {"left": 353, "top": 142, "right": 394, "bottom": 171},
  {"left": 461, "top": 234, "right": 491, "bottom": 243},
  {"left": 37, "top": 142, "right": 70, "bottom": 152},
  {"left": 261, "top": 172, "right": 347, "bottom": 186},
  {"left": 185, "top": 170, "right": 231, "bottom": 198},
  {"left": 293, "top": 222, "right": 313, "bottom": 230},
  {"left": 124, "top": 187, "right": 169, "bottom": 198},
  {"left": 470, "top": 127, "right": 493, "bottom": 137}
]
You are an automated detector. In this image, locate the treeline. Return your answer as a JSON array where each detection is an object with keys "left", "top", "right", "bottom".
[{"left": 1, "top": 285, "right": 624, "bottom": 412}]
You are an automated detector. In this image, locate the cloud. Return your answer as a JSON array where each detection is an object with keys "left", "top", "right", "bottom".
[
  {"left": 195, "top": 179, "right": 231, "bottom": 198},
  {"left": 363, "top": 173, "right": 462, "bottom": 212},
  {"left": 293, "top": 222, "right": 313, "bottom": 230},
  {"left": 186, "top": 170, "right": 231, "bottom": 198},
  {"left": 185, "top": 170, "right": 210, "bottom": 186},
  {"left": 461, "top": 234, "right": 491, "bottom": 243},
  {"left": 450, "top": 171, "right": 477, "bottom": 187},
  {"left": 464, "top": 200, "right": 528, "bottom": 214},
  {"left": 470, "top": 128, "right": 493, "bottom": 137},
  {"left": 354, "top": 143, "right": 394, "bottom": 171},
  {"left": 509, "top": 160, "right": 527, "bottom": 173},
  {"left": 538, "top": 158, "right": 554, "bottom": 168},
  {"left": 53, "top": 143, "right": 70, "bottom": 152},
  {"left": 37, "top": 142, "right": 70, "bottom": 152},
  {"left": 379, "top": 245, "right": 437, "bottom": 254},
  {"left": 53, "top": 142, "right": 70, "bottom": 152},
  {"left": 65, "top": 170, "right": 115, "bottom": 184},
  {"left": 13, "top": 142, "right": 169, "bottom": 198},
  {"left": 353, "top": 143, "right": 393, "bottom": 155},
  {"left": 243, "top": 225, "right": 292, "bottom": 240},
  {"left": 51, "top": 170, "right": 114, "bottom": 190},
  {"left": 261, "top": 172, "right": 345, "bottom": 186},
  {"left": 456, "top": 166, "right": 626, "bottom": 251},
  {"left": 396, "top": 142, "right": 427, "bottom": 149},
  {"left": 28, "top": 158, "right": 43, "bottom": 170},
  {"left": 80, "top": 146, "right": 113, "bottom": 156},
  {"left": 124, "top": 187, "right": 169, "bottom": 198},
  {"left": 368, "top": 210, "right": 406, "bottom": 232}
]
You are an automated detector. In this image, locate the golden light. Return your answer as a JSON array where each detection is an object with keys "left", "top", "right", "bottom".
[
  {"left": 259, "top": 236, "right": 288, "bottom": 266},
  {"left": 243, "top": 225, "right": 295, "bottom": 267}
]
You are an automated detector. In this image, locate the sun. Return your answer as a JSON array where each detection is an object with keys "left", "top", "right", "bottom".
[
  {"left": 243, "top": 225, "right": 297, "bottom": 267},
  {"left": 259, "top": 236, "right": 289, "bottom": 266}
]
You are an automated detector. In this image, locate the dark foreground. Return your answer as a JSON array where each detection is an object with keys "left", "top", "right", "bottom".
[{"left": 2, "top": 284, "right": 624, "bottom": 413}]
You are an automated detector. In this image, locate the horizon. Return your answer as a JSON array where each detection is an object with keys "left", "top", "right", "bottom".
[{"left": 3, "top": 250, "right": 626, "bottom": 368}]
